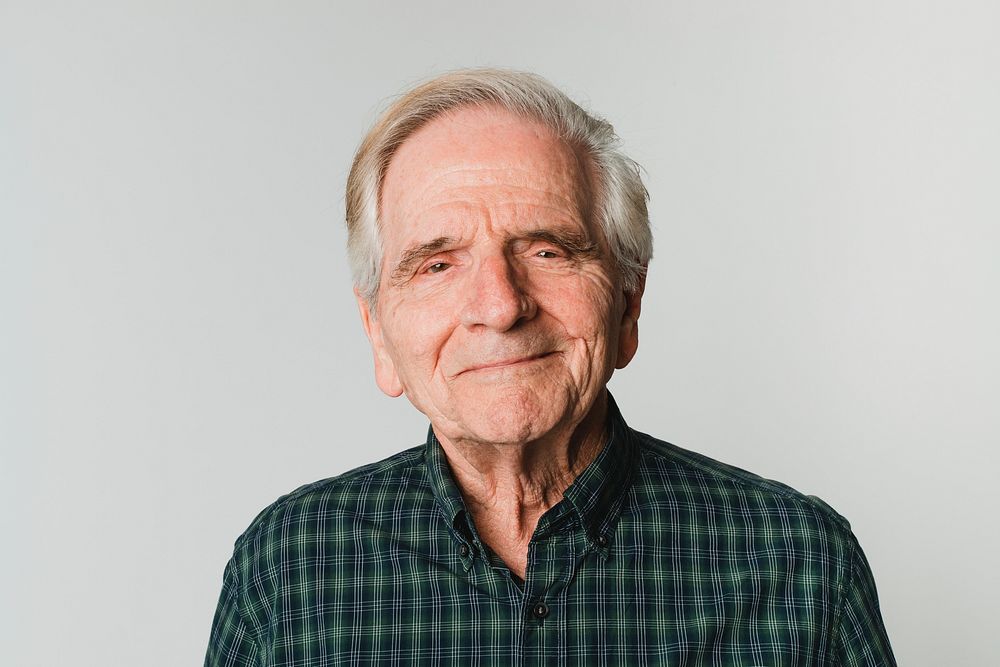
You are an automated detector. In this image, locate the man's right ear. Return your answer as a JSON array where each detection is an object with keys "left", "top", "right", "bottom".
[{"left": 355, "top": 289, "right": 404, "bottom": 398}]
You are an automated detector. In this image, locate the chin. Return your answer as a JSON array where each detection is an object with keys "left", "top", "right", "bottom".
[{"left": 453, "top": 385, "right": 566, "bottom": 446}]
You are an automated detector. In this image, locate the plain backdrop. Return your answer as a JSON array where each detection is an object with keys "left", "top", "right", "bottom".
[{"left": 2, "top": 1, "right": 998, "bottom": 665}]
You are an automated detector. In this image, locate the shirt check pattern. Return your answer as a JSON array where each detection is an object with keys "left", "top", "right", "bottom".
[{"left": 206, "top": 398, "right": 895, "bottom": 666}]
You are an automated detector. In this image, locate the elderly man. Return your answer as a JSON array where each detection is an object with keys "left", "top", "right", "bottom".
[{"left": 206, "top": 70, "right": 895, "bottom": 666}]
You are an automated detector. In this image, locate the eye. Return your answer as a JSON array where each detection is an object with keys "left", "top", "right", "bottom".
[
  {"left": 536, "top": 250, "right": 560, "bottom": 259},
  {"left": 425, "top": 262, "right": 450, "bottom": 274}
]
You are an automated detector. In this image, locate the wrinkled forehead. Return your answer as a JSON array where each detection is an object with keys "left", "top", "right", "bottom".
[{"left": 380, "top": 106, "right": 595, "bottom": 239}]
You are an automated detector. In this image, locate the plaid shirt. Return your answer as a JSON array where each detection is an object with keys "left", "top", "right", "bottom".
[{"left": 206, "top": 397, "right": 895, "bottom": 666}]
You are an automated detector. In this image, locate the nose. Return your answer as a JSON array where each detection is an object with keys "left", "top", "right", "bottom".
[{"left": 460, "top": 256, "right": 536, "bottom": 331}]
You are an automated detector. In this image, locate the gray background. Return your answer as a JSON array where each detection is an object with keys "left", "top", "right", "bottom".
[{"left": 3, "top": 1, "right": 998, "bottom": 665}]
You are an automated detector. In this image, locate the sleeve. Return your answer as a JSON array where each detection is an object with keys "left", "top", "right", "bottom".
[
  {"left": 204, "top": 556, "right": 259, "bottom": 667},
  {"left": 832, "top": 533, "right": 896, "bottom": 667}
]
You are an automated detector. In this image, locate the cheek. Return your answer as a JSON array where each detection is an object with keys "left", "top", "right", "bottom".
[
  {"left": 382, "top": 306, "right": 452, "bottom": 374},
  {"left": 543, "top": 278, "right": 619, "bottom": 342}
]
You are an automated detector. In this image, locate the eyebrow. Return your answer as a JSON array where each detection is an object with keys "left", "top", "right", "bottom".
[
  {"left": 388, "top": 228, "right": 602, "bottom": 286},
  {"left": 521, "top": 229, "right": 600, "bottom": 259},
  {"left": 390, "top": 236, "right": 456, "bottom": 285}
]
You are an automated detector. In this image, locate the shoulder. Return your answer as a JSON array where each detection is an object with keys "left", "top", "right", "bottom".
[
  {"left": 233, "top": 445, "right": 429, "bottom": 550},
  {"left": 628, "top": 428, "right": 853, "bottom": 540}
]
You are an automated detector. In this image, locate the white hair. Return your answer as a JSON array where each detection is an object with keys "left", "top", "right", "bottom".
[{"left": 345, "top": 68, "right": 652, "bottom": 305}]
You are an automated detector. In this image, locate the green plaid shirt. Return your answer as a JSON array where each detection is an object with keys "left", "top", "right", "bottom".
[{"left": 206, "top": 397, "right": 895, "bottom": 666}]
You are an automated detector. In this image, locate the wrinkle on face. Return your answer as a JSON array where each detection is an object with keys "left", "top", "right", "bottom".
[{"left": 363, "top": 105, "right": 634, "bottom": 461}]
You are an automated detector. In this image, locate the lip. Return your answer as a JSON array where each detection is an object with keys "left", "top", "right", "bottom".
[{"left": 459, "top": 352, "right": 555, "bottom": 375}]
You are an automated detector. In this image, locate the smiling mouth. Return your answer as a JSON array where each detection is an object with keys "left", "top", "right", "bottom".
[{"left": 460, "top": 352, "right": 556, "bottom": 375}]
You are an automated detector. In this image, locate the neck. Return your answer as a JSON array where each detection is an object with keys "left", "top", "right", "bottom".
[{"left": 435, "top": 393, "right": 609, "bottom": 578}]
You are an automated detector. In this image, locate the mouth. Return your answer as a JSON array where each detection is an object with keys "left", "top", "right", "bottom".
[{"left": 459, "top": 351, "right": 556, "bottom": 375}]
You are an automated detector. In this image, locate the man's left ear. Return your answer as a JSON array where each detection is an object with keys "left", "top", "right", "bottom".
[{"left": 615, "top": 271, "right": 645, "bottom": 370}]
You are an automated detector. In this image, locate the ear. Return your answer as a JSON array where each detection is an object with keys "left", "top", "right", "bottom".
[
  {"left": 355, "top": 289, "right": 404, "bottom": 397},
  {"left": 615, "top": 272, "right": 645, "bottom": 370}
]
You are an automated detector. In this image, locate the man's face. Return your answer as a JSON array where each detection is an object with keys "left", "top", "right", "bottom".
[{"left": 358, "top": 106, "right": 642, "bottom": 447}]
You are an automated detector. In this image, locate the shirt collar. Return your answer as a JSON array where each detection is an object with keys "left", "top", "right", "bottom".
[
  {"left": 423, "top": 426, "right": 471, "bottom": 539},
  {"left": 557, "top": 392, "right": 635, "bottom": 542},
  {"left": 423, "top": 391, "right": 636, "bottom": 548}
]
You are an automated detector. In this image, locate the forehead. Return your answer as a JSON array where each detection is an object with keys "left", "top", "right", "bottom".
[{"left": 380, "top": 106, "right": 593, "bottom": 245}]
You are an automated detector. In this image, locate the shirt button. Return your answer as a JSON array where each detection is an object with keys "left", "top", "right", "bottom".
[
  {"left": 459, "top": 544, "right": 470, "bottom": 557},
  {"left": 597, "top": 534, "right": 610, "bottom": 547},
  {"left": 531, "top": 602, "right": 550, "bottom": 619}
]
